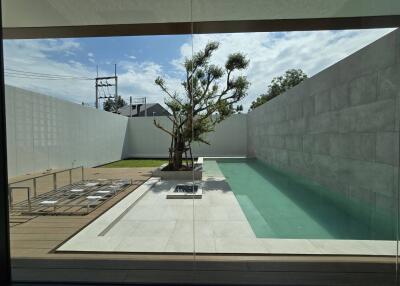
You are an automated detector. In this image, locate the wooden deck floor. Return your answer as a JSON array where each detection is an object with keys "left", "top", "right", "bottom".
[{"left": 10, "top": 167, "right": 153, "bottom": 259}]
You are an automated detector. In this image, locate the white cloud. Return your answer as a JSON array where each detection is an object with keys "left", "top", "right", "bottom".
[
  {"left": 4, "top": 39, "right": 96, "bottom": 105},
  {"left": 3, "top": 28, "right": 396, "bottom": 110},
  {"left": 176, "top": 28, "right": 396, "bottom": 110},
  {"left": 117, "top": 60, "right": 183, "bottom": 104}
]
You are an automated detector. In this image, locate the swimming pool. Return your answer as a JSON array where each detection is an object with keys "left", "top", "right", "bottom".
[{"left": 205, "top": 158, "right": 395, "bottom": 240}]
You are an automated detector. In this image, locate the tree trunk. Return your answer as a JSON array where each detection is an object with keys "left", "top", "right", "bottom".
[
  {"left": 172, "top": 149, "right": 183, "bottom": 170},
  {"left": 171, "top": 134, "right": 185, "bottom": 170}
]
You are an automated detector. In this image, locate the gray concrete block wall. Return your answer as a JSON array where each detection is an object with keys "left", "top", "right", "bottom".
[
  {"left": 5, "top": 85, "right": 129, "bottom": 178},
  {"left": 5, "top": 84, "right": 247, "bottom": 178},
  {"left": 124, "top": 114, "right": 247, "bottom": 158},
  {"left": 247, "top": 29, "right": 400, "bottom": 227}
]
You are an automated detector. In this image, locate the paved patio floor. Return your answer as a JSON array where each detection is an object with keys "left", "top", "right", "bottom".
[{"left": 58, "top": 164, "right": 396, "bottom": 255}]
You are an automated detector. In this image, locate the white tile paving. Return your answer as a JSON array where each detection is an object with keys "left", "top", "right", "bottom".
[{"left": 58, "top": 167, "right": 396, "bottom": 256}]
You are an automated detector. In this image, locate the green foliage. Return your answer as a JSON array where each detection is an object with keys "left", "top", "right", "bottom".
[
  {"left": 103, "top": 95, "right": 127, "bottom": 112},
  {"left": 250, "top": 69, "right": 307, "bottom": 110},
  {"left": 154, "top": 41, "right": 250, "bottom": 169}
]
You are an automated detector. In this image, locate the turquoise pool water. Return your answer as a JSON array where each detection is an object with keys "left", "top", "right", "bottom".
[{"left": 207, "top": 158, "right": 395, "bottom": 240}]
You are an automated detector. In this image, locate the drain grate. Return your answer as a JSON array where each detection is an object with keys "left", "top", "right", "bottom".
[
  {"left": 174, "top": 184, "right": 198, "bottom": 193},
  {"left": 167, "top": 183, "right": 202, "bottom": 199}
]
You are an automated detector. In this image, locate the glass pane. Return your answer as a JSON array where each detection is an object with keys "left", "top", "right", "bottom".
[
  {"left": 5, "top": 2, "right": 195, "bottom": 284},
  {"left": 3, "top": 0, "right": 399, "bottom": 285},
  {"left": 192, "top": 2, "right": 399, "bottom": 285}
]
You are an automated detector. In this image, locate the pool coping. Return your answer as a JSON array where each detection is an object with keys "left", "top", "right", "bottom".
[
  {"left": 200, "top": 157, "right": 396, "bottom": 257},
  {"left": 57, "top": 158, "right": 396, "bottom": 257}
]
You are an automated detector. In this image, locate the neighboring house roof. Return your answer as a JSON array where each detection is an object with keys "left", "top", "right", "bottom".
[{"left": 117, "top": 103, "right": 170, "bottom": 117}]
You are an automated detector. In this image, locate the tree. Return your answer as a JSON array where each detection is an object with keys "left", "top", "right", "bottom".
[
  {"left": 103, "top": 95, "right": 126, "bottom": 112},
  {"left": 154, "top": 42, "right": 250, "bottom": 170},
  {"left": 250, "top": 69, "right": 307, "bottom": 110}
]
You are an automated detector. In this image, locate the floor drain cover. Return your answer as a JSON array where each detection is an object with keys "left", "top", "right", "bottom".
[
  {"left": 174, "top": 184, "right": 199, "bottom": 193},
  {"left": 167, "top": 183, "right": 202, "bottom": 199}
]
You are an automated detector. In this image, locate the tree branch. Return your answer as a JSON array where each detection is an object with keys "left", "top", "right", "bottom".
[
  {"left": 156, "top": 79, "right": 183, "bottom": 106},
  {"left": 153, "top": 119, "right": 176, "bottom": 138}
]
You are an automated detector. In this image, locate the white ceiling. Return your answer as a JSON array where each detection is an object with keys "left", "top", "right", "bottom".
[{"left": 2, "top": 0, "right": 400, "bottom": 38}]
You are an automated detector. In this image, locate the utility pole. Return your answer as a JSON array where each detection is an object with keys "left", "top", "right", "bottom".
[
  {"left": 129, "top": 96, "right": 132, "bottom": 117},
  {"left": 115, "top": 64, "right": 118, "bottom": 99},
  {"left": 95, "top": 65, "right": 98, "bottom": 109},
  {"left": 95, "top": 64, "right": 118, "bottom": 109},
  {"left": 144, "top": 97, "right": 147, "bottom": 117}
]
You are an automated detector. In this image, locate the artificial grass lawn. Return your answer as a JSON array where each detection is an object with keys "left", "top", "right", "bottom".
[{"left": 101, "top": 159, "right": 168, "bottom": 168}]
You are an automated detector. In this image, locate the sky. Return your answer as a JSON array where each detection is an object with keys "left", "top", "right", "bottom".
[{"left": 3, "top": 28, "right": 396, "bottom": 111}]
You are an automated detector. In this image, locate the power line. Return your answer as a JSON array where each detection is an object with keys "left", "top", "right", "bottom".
[
  {"left": 4, "top": 67, "right": 94, "bottom": 80},
  {"left": 4, "top": 67, "right": 98, "bottom": 108},
  {"left": 106, "top": 80, "right": 113, "bottom": 97},
  {"left": 5, "top": 73, "right": 93, "bottom": 80},
  {"left": 5, "top": 73, "right": 93, "bottom": 81},
  {"left": 5, "top": 67, "right": 93, "bottom": 78},
  {"left": 95, "top": 64, "right": 118, "bottom": 109},
  {"left": 101, "top": 82, "right": 108, "bottom": 98}
]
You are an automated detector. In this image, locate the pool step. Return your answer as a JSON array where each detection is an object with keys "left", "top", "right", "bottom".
[{"left": 236, "top": 194, "right": 276, "bottom": 238}]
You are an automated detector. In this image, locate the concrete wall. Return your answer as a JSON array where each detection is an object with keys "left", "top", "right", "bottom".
[
  {"left": 5, "top": 85, "right": 128, "bottom": 178},
  {"left": 247, "top": 29, "right": 399, "bottom": 226},
  {"left": 5, "top": 84, "right": 246, "bottom": 177},
  {"left": 124, "top": 114, "right": 247, "bottom": 158}
]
